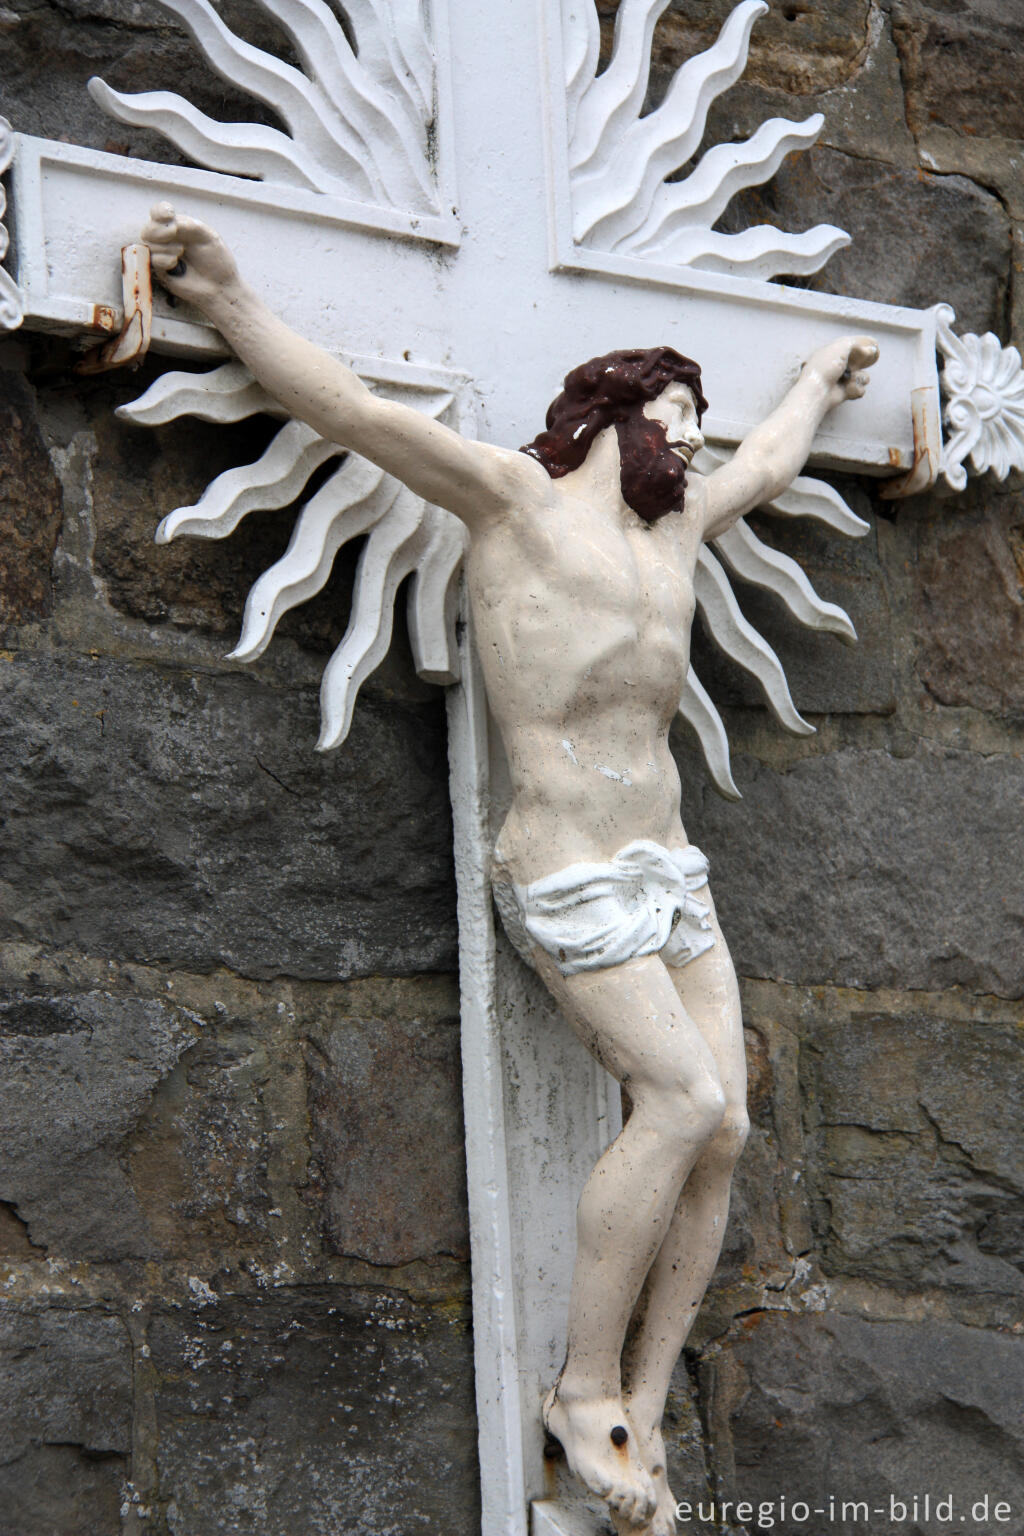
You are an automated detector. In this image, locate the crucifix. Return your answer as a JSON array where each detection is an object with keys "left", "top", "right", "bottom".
[{"left": 2, "top": 3, "right": 1022, "bottom": 1533}]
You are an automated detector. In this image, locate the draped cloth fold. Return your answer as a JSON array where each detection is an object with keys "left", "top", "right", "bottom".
[{"left": 492, "top": 839, "right": 715, "bottom": 976}]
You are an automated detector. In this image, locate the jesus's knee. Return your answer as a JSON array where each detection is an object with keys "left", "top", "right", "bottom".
[
  {"left": 703, "top": 1104, "right": 750, "bottom": 1171},
  {"left": 637, "top": 1070, "right": 726, "bottom": 1154}
]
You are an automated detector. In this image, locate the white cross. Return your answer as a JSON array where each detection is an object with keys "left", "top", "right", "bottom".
[
  {"left": 4, "top": 1, "right": 942, "bottom": 472},
  {"left": 3, "top": 4, "right": 1022, "bottom": 1532}
]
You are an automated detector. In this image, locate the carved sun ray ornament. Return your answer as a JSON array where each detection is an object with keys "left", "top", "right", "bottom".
[
  {"left": 119, "top": 347, "right": 865, "bottom": 799},
  {"left": 98, "top": 0, "right": 872, "bottom": 801},
  {"left": 119, "top": 362, "right": 468, "bottom": 750},
  {"left": 89, "top": 0, "right": 440, "bottom": 214},
  {"left": 561, "top": 0, "right": 849, "bottom": 278},
  {"left": 682, "top": 445, "right": 867, "bottom": 799},
  {"left": 6, "top": 0, "right": 1022, "bottom": 805}
]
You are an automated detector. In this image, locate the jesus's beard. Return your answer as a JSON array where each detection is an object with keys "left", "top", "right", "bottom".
[{"left": 615, "top": 414, "right": 688, "bottom": 523}]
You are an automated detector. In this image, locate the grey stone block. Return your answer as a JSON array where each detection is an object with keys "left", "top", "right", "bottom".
[
  {"left": 129, "top": 1023, "right": 282, "bottom": 1265},
  {"left": 0, "top": 368, "right": 63, "bottom": 630},
  {"left": 679, "top": 743, "right": 1024, "bottom": 997},
  {"left": 148, "top": 1287, "right": 479, "bottom": 1536},
  {"left": 701, "top": 1311, "right": 1024, "bottom": 1535},
  {"left": 305, "top": 1010, "right": 469, "bottom": 1266},
  {"left": 655, "top": 0, "right": 919, "bottom": 174},
  {"left": 910, "top": 489, "right": 1024, "bottom": 718},
  {"left": 721, "top": 147, "right": 1011, "bottom": 338},
  {"left": 0, "top": 986, "right": 198, "bottom": 1258},
  {"left": 648, "top": 0, "right": 873, "bottom": 100},
  {"left": 0, "top": 1306, "right": 132, "bottom": 1536},
  {"left": 0, "top": 650, "right": 457, "bottom": 979},
  {"left": 892, "top": 0, "right": 1024, "bottom": 144},
  {"left": 120, "top": 967, "right": 467, "bottom": 1276},
  {"left": 800, "top": 1003, "right": 1024, "bottom": 1294}
]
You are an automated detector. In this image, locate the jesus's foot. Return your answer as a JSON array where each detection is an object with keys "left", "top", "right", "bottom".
[
  {"left": 543, "top": 1385, "right": 656, "bottom": 1527},
  {"left": 629, "top": 1418, "right": 677, "bottom": 1536}
]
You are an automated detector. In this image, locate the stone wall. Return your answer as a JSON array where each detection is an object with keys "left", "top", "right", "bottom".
[{"left": 1, "top": 3, "right": 1022, "bottom": 1534}]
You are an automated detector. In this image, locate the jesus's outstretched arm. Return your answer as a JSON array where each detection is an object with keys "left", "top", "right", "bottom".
[
  {"left": 142, "top": 204, "right": 538, "bottom": 526},
  {"left": 700, "top": 334, "right": 878, "bottom": 540}
]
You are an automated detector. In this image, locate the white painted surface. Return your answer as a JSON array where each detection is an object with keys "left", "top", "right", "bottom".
[
  {"left": 0, "top": 5, "right": 999, "bottom": 1531},
  {"left": 129, "top": 203, "right": 874, "bottom": 1522},
  {"left": 935, "top": 303, "right": 1024, "bottom": 489},
  {"left": 556, "top": 0, "right": 847, "bottom": 278},
  {"left": 119, "top": 356, "right": 468, "bottom": 745},
  {"left": 90, "top": 0, "right": 446, "bottom": 215},
  {"left": 6, "top": 119, "right": 938, "bottom": 474},
  {"left": 0, "top": 117, "right": 22, "bottom": 328},
  {"left": 4, "top": 0, "right": 940, "bottom": 484},
  {"left": 446, "top": 610, "right": 531, "bottom": 1536},
  {"left": 446, "top": 606, "right": 625, "bottom": 1535}
]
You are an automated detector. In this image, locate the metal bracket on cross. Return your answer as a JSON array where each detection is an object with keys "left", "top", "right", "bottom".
[{"left": 1, "top": 3, "right": 1021, "bottom": 1532}]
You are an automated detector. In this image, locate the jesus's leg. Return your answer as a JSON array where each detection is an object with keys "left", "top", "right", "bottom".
[
  {"left": 620, "top": 903, "right": 748, "bottom": 1534},
  {"left": 531, "top": 950, "right": 730, "bottom": 1527}
]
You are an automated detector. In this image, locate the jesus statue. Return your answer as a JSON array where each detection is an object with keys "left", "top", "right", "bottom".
[{"left": 142, "top": 202, "right": 877, "bottom": 1535}]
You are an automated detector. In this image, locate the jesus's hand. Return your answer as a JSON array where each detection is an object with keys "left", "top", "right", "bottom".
[
  {"left": 142, "top": 203, "right": 242, "bottom": 313},
  {"left": 803, "top": 334, "right": 879, "bottom": 408},
  {"left": 701, "top": 333, "right": 879, "bottom": 539}
]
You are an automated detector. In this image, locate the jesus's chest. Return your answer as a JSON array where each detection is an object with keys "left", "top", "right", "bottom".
[{"left": 472, "top": 515, "right": 697, "bottom": 673}]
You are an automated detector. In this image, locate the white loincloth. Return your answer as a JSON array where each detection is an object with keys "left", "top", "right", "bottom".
[{"left": 492, "top": 839, "right": 715, "bottom": 976}]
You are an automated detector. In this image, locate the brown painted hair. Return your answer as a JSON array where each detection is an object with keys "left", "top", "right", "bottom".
[{"left": 521, "top": 347, "right": 708, "bottom": 523}]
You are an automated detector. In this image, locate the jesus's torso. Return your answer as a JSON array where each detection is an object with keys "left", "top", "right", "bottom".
[{"left": 468, "top": 464, "right": 708, "bottom": 883}]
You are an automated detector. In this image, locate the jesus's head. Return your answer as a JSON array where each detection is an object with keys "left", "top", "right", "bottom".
[{"left": 521, "top": 347, "right": 708, "bottom": 523}]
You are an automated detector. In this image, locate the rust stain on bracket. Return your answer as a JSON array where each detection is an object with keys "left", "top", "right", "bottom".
[
  {"left": 879, "top": 386, "right": 941, "bottom": 499},
  {"left": 76, "top": 244, "right": 152, "bottom": 374}
]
